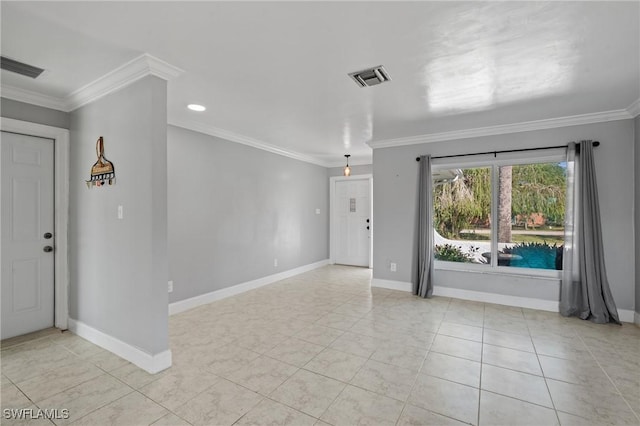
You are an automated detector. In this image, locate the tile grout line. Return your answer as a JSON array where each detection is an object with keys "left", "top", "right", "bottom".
[
  {"left": 405, "top": 299, "right": 487, "bottom": 425},
  {"left": 168, "top": 373, "right": 249, "bottom": 424},
  {"left": 312, "top": 356, "right": 358, "bottom": 424},
  {"left": 132, "top": 389, "right": 178, "bottom": 425},
  {"left": 394, "top": 302, "right": 446, "bottom": 426},
  {"left": 258, "top": 331, "right": 390, "bottom": 424},
  {"left": 13, "top": 360, "right": 113, "bottom": 406},
  {"left": 67, "top": 387, "right": 137, "bottom": 425},
  {"left": 575, "top": 332, "right": 640, "bottom": 423},
  {"left": 480, "top": 388, "right": 563, "bottom": 412},
  {"left": 527, "top": 314, "right": 562, "bottom": 425},
  {"left": 476, "top": 302, "right": 487, "bottom": 426},
  {"left": 5, "top": 340, "right": 136, "bottom": 423},
  {"left": 263, "top": 380, "right": 330, "bottom": 423},
  {"left": 320, "top": 295, "right": 433, "bottom": 424},
  {"left": 140, "top": 374, "right": 220, "bottom": 424}
]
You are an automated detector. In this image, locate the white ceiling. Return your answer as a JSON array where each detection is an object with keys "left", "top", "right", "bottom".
[{"left": 2, "top": 1, "right": 639, "bottom": 166}]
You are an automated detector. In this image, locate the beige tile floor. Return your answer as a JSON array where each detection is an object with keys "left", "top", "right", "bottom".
[{"left": 2, "top": 265, "right": 639, "bottom": 426}]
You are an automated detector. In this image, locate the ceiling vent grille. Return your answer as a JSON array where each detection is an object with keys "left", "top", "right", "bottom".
[
  {"left": 1, "top": 56, "right": 45, "bottom": 79},
  {"left": 348, "top": 65, "right": 391, "bottom": 88}
]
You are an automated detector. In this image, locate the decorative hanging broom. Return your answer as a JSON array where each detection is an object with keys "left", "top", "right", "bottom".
[{"left": 86, "top": 136, "right": 116, "bottom": 188}]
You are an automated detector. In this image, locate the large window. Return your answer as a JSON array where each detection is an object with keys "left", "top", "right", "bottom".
[{"left": 432, "top": 157, "right": 566, "bottom": 273}]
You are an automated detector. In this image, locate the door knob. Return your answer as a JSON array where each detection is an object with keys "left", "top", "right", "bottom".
[
  {"left": 43, "top": 246, "right": 53, "bottom": 253},
  {"left": 44, "top": 232, "right": 53, "bottom": 239},
  {"left": 366, "top": 219, "right": 370, "bottom": 223},
  {"left": 366, "top": 226, "right": 370, "bottom": 230}
]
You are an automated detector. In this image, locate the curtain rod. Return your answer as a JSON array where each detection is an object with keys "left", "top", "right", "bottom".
[{"left": 415, "top": 141, "right": 600, "bottom": 161}]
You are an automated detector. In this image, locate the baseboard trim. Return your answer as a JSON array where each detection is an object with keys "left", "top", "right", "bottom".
[
  {"left": 371, "top": 278, "right": 413, "bottom": 292},
  {"left": 67, "top": 318, "right": 172, "bottom": 374},
  {"left": 371, "top": 278, "right": 558, "bottom": 311},
  {"left": 369, "top": 279, "right": 636, "bottom": 321},
  {"left": 169, "top": 259, "right": 331, "bottom": 316},
  {"left": 432, "top": 286, "right": 560, "bottom": 312},
  {"left": 617, "top": 309, "right": 635, "bottom": 324}
]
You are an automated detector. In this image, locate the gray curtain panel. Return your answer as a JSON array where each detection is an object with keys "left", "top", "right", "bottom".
[
  {"left": 560, "top": 143, "right": 579, "bottom": 316},
  {"left": 414, "top": 155, "right": 434, "bottom": 298},
  {"left": 560, "top": 141, "right": 620, "bottom": 324}
]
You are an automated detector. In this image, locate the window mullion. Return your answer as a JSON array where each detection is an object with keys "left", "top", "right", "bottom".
[{"left": 490, "top": 164, "right": 498, "bottom": 268}]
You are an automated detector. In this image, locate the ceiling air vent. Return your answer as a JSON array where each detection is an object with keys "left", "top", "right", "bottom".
[
  {"left": 1, "top": 56, "right": 45, "bottom": 79},
  {"left": 348, "top": 65, "right": 391, "bottom": 88}
]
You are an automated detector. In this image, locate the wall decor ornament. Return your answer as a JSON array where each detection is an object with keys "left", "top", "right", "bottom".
[{"left": 86, "top": 136, "right": 116, "bottom": 188}]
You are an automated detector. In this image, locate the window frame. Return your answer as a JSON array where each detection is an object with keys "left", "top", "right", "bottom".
[{"left": 431, "top": 148, "right": 566, "bottom": 279}]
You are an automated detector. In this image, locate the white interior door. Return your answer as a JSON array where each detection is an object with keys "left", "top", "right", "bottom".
[
  {"left": 334, "top": 178, "right": 371, "bottom": 267},
  {"left": 1, "top": 132, "right": 55, "bottom": 340}
]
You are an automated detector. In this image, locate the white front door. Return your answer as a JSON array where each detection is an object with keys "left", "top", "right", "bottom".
[
  {"left": 334, "top": 178, "right": 371, "bottom": 267},
  {"left": 1, "top": 132, "right": 55, "bottom": 339}
]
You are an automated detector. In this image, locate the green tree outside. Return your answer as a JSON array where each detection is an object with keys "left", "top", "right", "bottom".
[
  {"left": 433, "top": 167, "right": 491, "bottom": 238},
  {"left": 433, "top": 163, "right": 566, "bottom": 239}
]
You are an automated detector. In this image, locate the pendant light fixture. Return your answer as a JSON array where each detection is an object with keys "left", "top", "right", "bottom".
[{"left": 343, "top": 154, "right": 351, "bottom": 177}]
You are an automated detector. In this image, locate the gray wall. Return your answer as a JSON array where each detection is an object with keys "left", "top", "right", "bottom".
[
  {"left": 635, "top": 116, "right": 640, "bottom": 316},
  {"left": 168, "top": 125, "right": 329, "bottom": 302},
  {"left": 1, "top": 97, "right": 70, "bottom": 129},
  {"left": 69, "top": 76, "right": 169, "bottom": 356},
  {"left": 373, "top": 120, "right": 636, "bottom": 310},
  {"left": 328, "top": 164, "right": 373, "bottom": 178}
]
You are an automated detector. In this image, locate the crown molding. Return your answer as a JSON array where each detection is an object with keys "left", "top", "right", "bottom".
[
  {"left": 2, "top": 54, "right": 183, "bottom": 113},
  {"left": 168, "top": 118, "right": 329, "bottom": 167},
  {"left": 368, "top": 108, "right": 634, "bottom": 149},
  {"left": 627, "top": 98, "right": 640, "bottom": 118},
  {"left": 171, "top": 118, "right": 375, "bottom": 167},
  {"left": 66, "top": 54, "right": 184, "bottom": 111},
  {"left": 1, "top": 85, "right": 67, "bottom": 111}
]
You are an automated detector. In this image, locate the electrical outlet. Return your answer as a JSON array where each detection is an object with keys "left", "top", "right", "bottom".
[
  {"left": 390, "top": 262, "right": 397, "bottom": 272},
  {"left": 168, "top": 280, "right": 173, "bottom": 293},
  {"left": 274, "top": 258, "right": 278, "bottom": 267},
  {"left": 315, "top": 208, "right": 321, "bottom": 215},
  {"left": 117, "top": 205, "right": 123, "bottom": 219}
]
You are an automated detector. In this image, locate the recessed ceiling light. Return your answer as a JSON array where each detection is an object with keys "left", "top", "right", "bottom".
[{"left": 187, "top": 104, "right": 206, "bottom": 112}]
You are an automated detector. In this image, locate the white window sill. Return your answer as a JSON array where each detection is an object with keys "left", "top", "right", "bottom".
[{"left": 434, "top": 260, "right": 561, "bottom": 280}]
